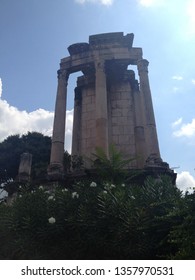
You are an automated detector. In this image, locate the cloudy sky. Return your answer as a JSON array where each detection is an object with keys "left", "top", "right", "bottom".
[{"left": 0, "top": 0, "right": 195, "bottom": 191}]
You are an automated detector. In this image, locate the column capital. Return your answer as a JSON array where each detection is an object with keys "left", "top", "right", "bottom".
[
  {"left": 94, "top": 59, "right": 105, "bottom": 72},
  {"left": 57, "top": 69, "right": 69, "bottom": 81},
  {"left": 137, "top": 59, "right": 149, "bottom": 74}
]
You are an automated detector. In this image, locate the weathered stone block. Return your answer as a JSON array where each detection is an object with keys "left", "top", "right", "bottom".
[
  {"left": 112, "top": 125, "right": 124, "bottom": 135},
  {"left": 86, "top": 137, "right": 95, "bottom": 148},
  {"left": 116, "top": 99, "right": 130, "bottom": 109},
  {"left": 123, "top": 125, "right": 134, "bottom": 135},
  {"left": 82, "top": 95, "right": 92, "bottom": 105},
  {"left": 86, "top": 119, "right": 95, "bottom": 128},
  {"left": 111, "top": 92, "right": 121, "bottom": 100},
  {"left": 112, "top": 135, "right": 119, "bottom": 144},
  {"left": 112, "top": 108, "right": 122, "bottom": 117},
  {"left": 121, "top": 108, "right": 131, "bottom": 117},
  {"left": 119, "top": 135, "right": 130, "bottom": 145},
  {"left": 18, "top": 153, "right": 32, "bottom": 182},
  {"left": 86, "top": 103, "right": 95, "bottom": 111},
  {"left": 120, "top": 91, "right": 131, "bottom": 100}
]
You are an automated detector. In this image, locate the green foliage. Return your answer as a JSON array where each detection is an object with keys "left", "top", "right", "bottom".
[
  {"left": 71, "top": 155, "right": 84, "bottom": 171},
  {"left": 1, "top": 140, "right": 194, "bottom": 259},
  {"left": 63, "top": 151, "right": 71, "bottom": 173},
  {"left": 166, "top": 191, "right": 195, "bottom": 259},
  {"left": 92, "top": 144, "right": 135, "bottom": 184},
  {"left": 63, "top": 152, "right": 84, "bottom": 173},
  {"left": 0, "top": 135, "right": 22, "bottom": 183},
  {"left": 0, "top": 132, "right": 51, "bottom": 182},
  {"left": 1, "top": 176, "right": 193, "bottom": 260}
]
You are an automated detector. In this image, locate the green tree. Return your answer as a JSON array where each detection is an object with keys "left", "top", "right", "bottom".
[
  {"left": 0, "top": 135, "right": 23, "bottom": 183},
  {"left": 166, "top": 190, "right": 195, "bottom": 259},
  {"left": 0, "top": 132, "right": 51, "bottom": 182},
  {"left": 92, "top": 144, "right": 135, "bottom": 184}
]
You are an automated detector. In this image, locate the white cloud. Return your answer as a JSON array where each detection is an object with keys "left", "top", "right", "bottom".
[
  {"left": 172, "top": 75, "right": 183, "bottom": 81},
  {"left": 192, "top": 79, "right": 195, "bottom": 85},
  {"left": 0, "top": 99, "right": 53, "bottom": 140},
  {"left": 138, "top": 0, "right": 154, "bottom": 6},
  {"left": 138, "top": 0, "right": 164, "bottom": 7},
  {"left": 185, "top": 0, "right": 195, "bottom": 36},
  {"left": 172, "top": 117, "right": 182, "bottom": 127},
  {"left": 0, "top": 78, "right": 2, "bottom": 98},
  {"left": 0, "top": 99, "right": 73, "bottom": 153},
  {"left": 173, "top": 118, "right": 195, "bottom": 138},
  {"left": 187, "top": 0, "right": 195, "bottom": 24},
  {"left": 75, "top": 0, "right": 113, "bottom": 5},
  {"left": 176, "top": 171, "right": 195, "bottom": 193}
]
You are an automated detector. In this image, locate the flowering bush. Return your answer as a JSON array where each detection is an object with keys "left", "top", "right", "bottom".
[{"left": 0, "top": 176, "right": 194, "bottom": 260}]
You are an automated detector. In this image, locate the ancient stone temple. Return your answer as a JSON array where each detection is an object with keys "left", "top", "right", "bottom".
[{"left": 48, "top": 32, "right": 172, "bottom": 178}]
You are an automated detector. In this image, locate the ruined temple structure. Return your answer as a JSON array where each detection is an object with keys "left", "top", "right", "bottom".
[{"left": 48, "top": 32, "right": 174, "bottom": 179}]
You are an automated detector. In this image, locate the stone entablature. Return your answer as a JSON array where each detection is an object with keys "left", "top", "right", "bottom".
[{"left": 48, "top": 32, "right": 168, "bottom": 177}]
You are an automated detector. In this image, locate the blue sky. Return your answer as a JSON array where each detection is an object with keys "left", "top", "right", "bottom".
[{"left": 0, "top": 0, "right": 195, "bottom": 191}]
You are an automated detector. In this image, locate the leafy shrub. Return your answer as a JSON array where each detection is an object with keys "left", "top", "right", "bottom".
[{"left": 1, "top": 176, "right": 192, "bottom": 260}]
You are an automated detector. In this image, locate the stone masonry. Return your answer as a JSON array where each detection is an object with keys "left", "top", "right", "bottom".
[{"left": 48, "top": 32, "right": 171, "bottom": 177}]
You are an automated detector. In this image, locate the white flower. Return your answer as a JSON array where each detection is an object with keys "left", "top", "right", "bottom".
[
  {"left": 90, "top": 182, "right": 97, "bottom": 187},
  {"left": 48, "top": 217, "right": 56, "bottom": 224},
  {"left": 39, "top": 185, "right": 44, "bottom": 190},
  {"left": 72, "top": 192, "right": 79, "bottom": 199},
  {"left": 103, "top": 190, "right": 107, "bottom": 194},
  {"left": 19, "top": 185, "right": 22, "bottom": 189},
  {"left": 131, "top": 196, "right": 135, "bottom": 200},
  {"left": 62, "top": 188, "right": 68, "bottom": 192},
  {"left": 48, "top": 195, "right": 54, "bottom": 200},
  {"left": 104, "top": 183, "right": 116, "bottom": 191},
  {"left": 121, "top": 183, "right": 125, "bottom": 187},
  {"left": 45, "top": 190, "right": 50, "bottom": 194}
]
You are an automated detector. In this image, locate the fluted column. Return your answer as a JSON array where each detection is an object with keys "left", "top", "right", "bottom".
[
  {"left": 48, "top": 69, "right": 69, "bottom": 177},
  {"left": 137, "top": 59, "right": 161, "bottom": 159},
  {"left": 95, "top": 60, "right": 109, "bottom": 157}
]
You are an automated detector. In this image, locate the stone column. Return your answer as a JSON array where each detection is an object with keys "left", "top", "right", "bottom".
[
  {"left": 137, "top": 59, "right": 161, "bottom": 160},
  {"left": 72, "top": 87, "right": 82, "bottom": 156},
  {"left": 48, "top": 69, "right": 68, "bottom": 178},
  {"left": 133, "top": 89, "right": 146, "bottom": 169},
  {"left": 95, "top": 60, "right": 109, "bottom": 157}
]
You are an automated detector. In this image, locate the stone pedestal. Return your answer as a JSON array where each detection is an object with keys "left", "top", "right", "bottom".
[{"left": 18, "top": 153, "right": 32, "bottom": 182}]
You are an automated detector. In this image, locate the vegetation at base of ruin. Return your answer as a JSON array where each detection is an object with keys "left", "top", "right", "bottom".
[
  {"left": 0, "top": 133, "right": 195, "bottom": 260},
  {"left": 0, "top": 175, "right": 195, "bottom": 260},
  {"left": 92, "top": 145, "right": 136, "bottom": 184},
  {"left": 0, "top": 132, "right": 85, "bottom": 185},
  {"left": 0, "top": 132, "right": 51, "bottom": 182},
  {"left": 63, "top": 152, "right": 84, "bottom": 173}
]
